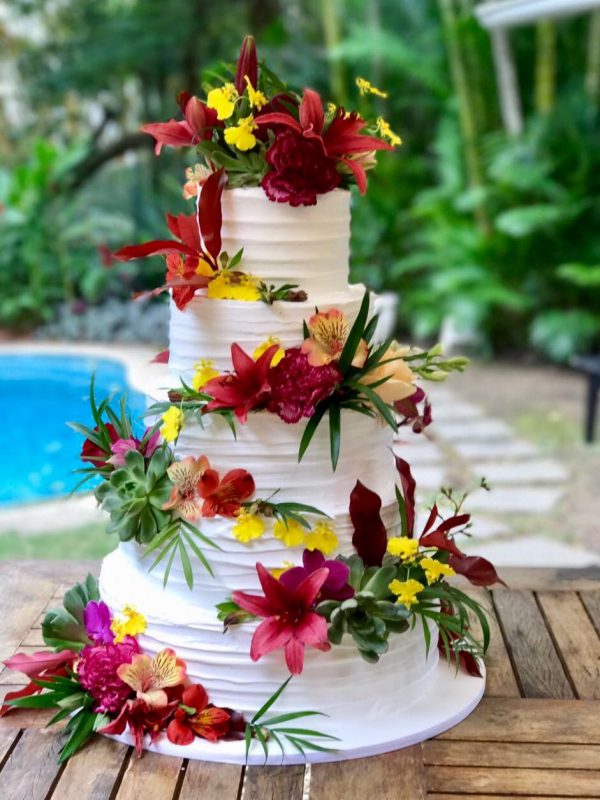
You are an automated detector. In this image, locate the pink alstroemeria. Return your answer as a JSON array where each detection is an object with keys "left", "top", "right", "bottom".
[
  {"left": 232, "top": 563, "right": 331, "bottom": 675},
  {"left": 256, "top": 88, "right": 393, "bottom": 193},
  {"left": 117, "top": 648, "right": 187, "bottom": 708},
  {"left": 301, "top": 309, "right": 368, "bottom": 368},
  {"left": 142, "top": 94, "right": 219, "bottom": 155},
  {"left": 109, "top": 428, "right": 160, "bottom": 467}
]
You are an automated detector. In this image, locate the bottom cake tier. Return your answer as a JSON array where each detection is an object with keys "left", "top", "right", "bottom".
[{"left": 99, "top": 545, "right": 485, "bottom": 763}]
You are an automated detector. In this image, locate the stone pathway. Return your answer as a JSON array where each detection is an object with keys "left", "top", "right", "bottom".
[{"left": 394, "top": 385, "right": 600, "bottom": 568}]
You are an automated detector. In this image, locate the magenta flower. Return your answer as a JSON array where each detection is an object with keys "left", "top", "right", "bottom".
[
  {"left": 109, "top": 428, "right": 160, "bottom": 467},
  {"left": 280, "top": 550, "right": 354, "bottom": 601},
  {"left": 83, "top": 601, "right": 114, "bottom": 645},
  {"left": 77, "top": 640, "right": 139, "bottom": 714},
  {"left": 232, "top": 563, "right": 331, "bottom": 675}
]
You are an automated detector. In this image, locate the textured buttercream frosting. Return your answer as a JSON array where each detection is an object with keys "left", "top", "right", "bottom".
[{"left": 99, "top": 185, "right": 442, "bottom": 736}]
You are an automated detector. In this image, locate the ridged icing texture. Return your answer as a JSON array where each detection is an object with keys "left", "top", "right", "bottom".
[
  {"left": 220, "top": 187, "right": 351, "bottom": 295},
  {"left": 99, "top": 544, "right": 439, "bottom": 723}
]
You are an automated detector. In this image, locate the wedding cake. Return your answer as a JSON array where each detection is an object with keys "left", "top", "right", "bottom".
[{"left": 2, "top": 37, "right": 501, "bottom": 765}]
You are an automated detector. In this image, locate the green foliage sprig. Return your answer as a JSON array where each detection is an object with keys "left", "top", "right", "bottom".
[{"left": 42, "top": 574, "right": 99, "bottom": 652}]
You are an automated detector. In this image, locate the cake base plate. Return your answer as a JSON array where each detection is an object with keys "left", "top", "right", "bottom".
[{"left": 104, "top": 659, "right": 485, "bottom": 765}]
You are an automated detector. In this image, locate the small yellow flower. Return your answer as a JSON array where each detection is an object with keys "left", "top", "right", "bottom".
[
  {"left": 161, "top": 406, "right": 184, "bottom": 442},
  {"left": 192, "top": 359, "right": 219, "bottom": 392},
  {"left": 244, "top": 76, "right": 268, "bottom": 110},
  {"left": 389, "top": 578, "right": 424, "bottom": 608},
  {"left": 206, "top": 83, "right": 238, "bottom": 120},
  {"left": 207, "top": 272, "right": 262, "bottom": 301},
  {"left": 224, "top": 115, "right": 258, "bottom": 151},
  {"left": 232, "top": 510, "right": 266, "bottom": 543},
  {"left": 376, "top": 116, "right": 401, "bottom": 147},
  {"left": 327, "top": 102, "right": 337, "bottom": 114},
  {"left": 111, "top": 605, "right": 147, "bottom": 644},
  {"left": 253, "top": 336, "right": 285, "bottom": 367},
  {"left": 304, "top": 521, "right": 339, "bottom": 556},
  {"left": 273, "top": 518, "right": 305, "bottom": 548},
  {"left": 271, "top": 561, "right": 296, "bottom": 580},
  {"left": 356, "top": 77, "right": 388, "bottom": 98},
  {"left": 387, "top": 536, "right": 419, "bottom": 563},
  {"left": 420, "top": 557, "right": 456, "bottom": 585}
]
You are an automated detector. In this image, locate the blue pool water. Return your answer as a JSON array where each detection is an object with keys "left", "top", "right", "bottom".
[{"left": 0, "top": 354, "right": 147, "bottom": 506}]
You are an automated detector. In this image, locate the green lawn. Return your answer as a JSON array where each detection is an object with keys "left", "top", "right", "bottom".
[{"left": 0, "top": 523, "right": 117, "bottom": 559}]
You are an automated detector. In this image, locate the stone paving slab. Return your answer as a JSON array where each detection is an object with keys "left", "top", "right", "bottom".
[
  {"left": 453, "top": 438, "right": 538, "bottom": 461},
  {"left": 470, "top": 459, "right": 568, "bottom": 484},
  {"left": 465, "top": 486, "right": 563, "bottom": 514},
  {"left": 430, "top": 402, "right": 485, "bottom": 422},
  {"left": 433, "top": 417, "right": 513, "bottom": 442},
  {"left": 393, "top": 438, "right": 445, "bottom": 465},
  {"left": 463, "top": 536, "right": 600, "bottom": 567}
]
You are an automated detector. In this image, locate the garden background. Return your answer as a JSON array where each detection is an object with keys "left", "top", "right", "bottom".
[{"left": 0, "top": 0, "right": 599, "bottom": 565}]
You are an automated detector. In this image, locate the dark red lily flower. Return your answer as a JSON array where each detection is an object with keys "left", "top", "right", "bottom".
[
  {"left": 280, "top": 549, "right": 354, "bottom": 601},
  {"left": 235, "top": 35, "right": 258, "bottom": 95},
  {"left": 167, "top": 684, "right": 230, "bottom": 745},
  {"left": 99, "top": 697, "right": 178, "bottom": 756},
  {"left": 113, "top": 169, "right": 227, "bottom": 310},
  {"left": 394, "top": 457, "right": 505, "bottom": 587},
  {"left": 81, "top": 423, "right": 120, "bottom": 469},
  {"left": 232, "top": 563, "right": 331, "bottom": 674},
  {"left": 349, "top": 480, "right": 388, "bottom": 567},
  {"left": 203, "top": 343, "right": 279, "bottom": 423},
  {"left": 199, "top": 468, "right": 255, "bottom": 517},
  {"left": 142, "top": 95, "right": 219, "bottom": 155},
  {"left": 396, "top": 386, "right": 433, "bottom": 434},
  {"left": 256, "top": 88, "right": 393, "bottom": 194}
]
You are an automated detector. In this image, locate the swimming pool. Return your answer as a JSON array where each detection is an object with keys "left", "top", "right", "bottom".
[{"left": 0, "top": 354, "right": 147, "bottom": 506}]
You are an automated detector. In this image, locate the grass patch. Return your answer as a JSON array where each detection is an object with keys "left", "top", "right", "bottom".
[
  {"left": 513, "top": 409, "right": 579, "bottom": 451},
  {"left": 0, "top": 523, "right": 117, "bottom": 559}
]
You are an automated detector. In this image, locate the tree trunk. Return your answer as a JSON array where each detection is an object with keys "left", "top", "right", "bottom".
[
  {"left": 319, "top": 0, "right": 347, "bottom": 106},
  {"left": 535, "top": 19, "right": 557, "bottom": 115},
  {"left": 586, "top": 11, "right": 600, "bottom": 105}
]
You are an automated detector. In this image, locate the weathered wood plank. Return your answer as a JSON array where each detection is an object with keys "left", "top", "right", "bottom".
[
  {"left": 493, "top": 589, "right": 574, "bottom": 698},
  {"left": 49, "top": 736, "right": 129, "bottom": 800},
  {"left": 178, "top": 760, "right": 242, "bottom": 800},
  {"left": 437, "top": 697, "right": 600, "bottom": 743},
  {"left": 310, "top": 746, "right": 426, "bottom": 800},
  {"left": 537, "top": 591, "right": 600, "bottom": 699},
  {"left": 426, "top": 765, "right": 600, "bottom": 796},
  {"left": 19, "top": 628, "right": 46, "bottom": 648},
  {"left": 0, "top": 728, "right": 64, "bottom": 800},
  {"left": 580, "top": 591, "right": 600, "bottom": 639},
  {"left": 466, "top": 588, "right": 520, "bottom": 697},
  {"left": 431, "top": 796, "right": 599, "bottom": 800},
  {"left": 114, "top": 751, "right": 183, "bottom": 800},
  {"left": 0, "top": 566, "right": 56, "bottom": 667},
  {"left": 497, "top": 566, "right": 600, "bottom": 590},
  {"left": 243, "top": 765, "right": 305, "bottom": 800},
  {"left": 0, "top": 728, "right": 20, "bottom": 766},
  {"left": 424, "top": 740, "right": 600, "bottom": 770}
]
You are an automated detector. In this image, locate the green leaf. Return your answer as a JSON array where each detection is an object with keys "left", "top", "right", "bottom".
[
  {"left": 298, "top": 401, "right": 329, "bottom": 462},
  {"left": 58, "top": 708, "right": 97, "bottom": 762},
  {"left": 261, "top": 710, "right": 325, "bottom": 727},
  {"left": 178, "top": 538, "right": 194, "bottom": 590},
  {"left": 42, "top": 574, "right": 99, "bottom": 652},
  {"left": 353, "top": 382, "right": 398, "bottom": 431},
  {"left": 328, "top": 402, "right": 341, "bottom": 471},
  {"left": 251, "top": 676, "right": 292, "bottom": 724},
  {"left": 338, "top": 290, "right": 370, "bottom": 374},
  {"left": 254, "top": 725, "right": 269, "bottom": 763}
]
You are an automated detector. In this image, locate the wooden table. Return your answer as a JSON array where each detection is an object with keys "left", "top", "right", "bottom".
[{"left": 1, "top": 561, "right": 600, "bottom": 800}]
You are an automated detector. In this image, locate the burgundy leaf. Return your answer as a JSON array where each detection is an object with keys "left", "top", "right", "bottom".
[
  {"left": 449, "top": 554, "right": 506, "bottom": 587},
  {"left": 113, "top": 240, "right": 194, "bottom": 262},
  {"left": 234, "top": 35, "right": 258, "bottom": 95},
  {"left": 199, "top": 168, "right": 227, "bottom": 260},
  {"left": 0, "top": 682, "right": 42, "bottom": 717},
  {"left": 437, "top": 635, "right": 482, "bottom": 678},
  {"left": 151, "top": 349, "right": 169, "bottom": 364},
  {"left": 395, "top": 455, "right": 416, "bottom": 537},
  {"left": 349, "top": 480, "right": 387, "bottom": 566},
  {"left": 419, "top": 525, "right": 465, "bottom": 558}
]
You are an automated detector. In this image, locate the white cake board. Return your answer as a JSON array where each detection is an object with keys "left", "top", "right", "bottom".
[{"left": 104, "top": 659, "right": 485, "bottom": 765}]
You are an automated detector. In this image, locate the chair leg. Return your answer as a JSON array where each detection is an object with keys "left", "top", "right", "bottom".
[{"left": 585, "top": 377, "right": 599, "bottom": 443}]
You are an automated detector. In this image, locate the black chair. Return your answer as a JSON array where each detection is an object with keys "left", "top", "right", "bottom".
[{"left": 571, "top": 355, "right": 600, "bottom": 443}]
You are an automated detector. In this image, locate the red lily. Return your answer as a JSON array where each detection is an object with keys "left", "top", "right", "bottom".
[
  {"left": 234, "top": 35, "right": 258, "bottom": 95},
  {"left": 81, "top": 423, "right": 120, "bottom": 470},
  {"left": 99, "top": 697, "right": 178, "bottom": 756},
  {"left": 166, "top": 684, "right": 230, "bottom": 745},
  {"left": 203, "top": 343, "right": 279, "bottom": 423},
  {"left": 256, "top": 88, "right": 393, "bottom": 193},
  {"left": 113, "top": 168, "right": 227, "bottom": 310},
  {"left": 142, "top": 95, "right": 219, "bottom": 155},
  {"left": 199, "top": 467, "right": 255, "bottom": 517},
  {"left": 232, "top": 563, "right": 331, "bottom": 675}
]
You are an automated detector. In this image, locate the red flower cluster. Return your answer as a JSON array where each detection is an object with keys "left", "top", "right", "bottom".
[
  {"left": 78, "top": 640, "right": 140, "bottom": 714},
  {"left": 262, "top": 129, "right": 340, "bottom": 207},
  {"left": 268, "top": 347, "right": 342, "bottom": 423}
]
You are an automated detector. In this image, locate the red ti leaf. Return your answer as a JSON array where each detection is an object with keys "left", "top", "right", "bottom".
[
  {"left": 349, "top": 480, "right": 388, "bottom": 567},
  {"left": 419, "top": 522, "right": 467, "bottom": 558},
  {"left": 0, "top": 682, "right": 42, "bottom": 717},
  {"left": 448, "top": 554, "right": 506, "bottom": 587},
  {"left": 151, "top": 349, "right": 169, "bottom": 364},
  {"left": 234, "top": 35, "right": 258, "bottom": 95},
  {"left": 395, "top": 456, "right": 416, "bottom": 537},
  {"left": 113, "top": 239, "right": 194, "bottom": 262},
  {"left": 199, "top": 168, "right": 227, "bottom": 260},
  {"left": 3, "top": 649, "right": 76, "bottom": 678}
]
